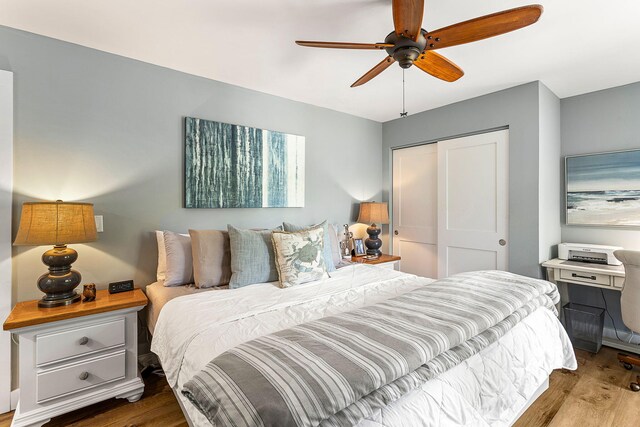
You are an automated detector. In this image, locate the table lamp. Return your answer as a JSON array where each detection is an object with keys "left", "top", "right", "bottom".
[
  {"left": 14, "top": 200, "right": 97, "bottom": 308},
  {"left": 357, "top": 201, "right": 390, "bottom": 257}
]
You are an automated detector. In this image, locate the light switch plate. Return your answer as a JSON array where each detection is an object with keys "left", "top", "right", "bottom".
[{"left": 95, "top": 215, "right": 103, "bottom": 232}]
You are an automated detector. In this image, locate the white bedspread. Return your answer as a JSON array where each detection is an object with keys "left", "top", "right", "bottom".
[{"left": 151, "top": 265, "right": 576, "bottom": 426}]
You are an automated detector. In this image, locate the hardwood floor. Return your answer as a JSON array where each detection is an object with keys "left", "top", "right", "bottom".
[
  {"left": 515, "top": 346, "right": 640, "bottom": 427},
  {"left": 1, "top": 346, "right": 638, "bottom": 426}
]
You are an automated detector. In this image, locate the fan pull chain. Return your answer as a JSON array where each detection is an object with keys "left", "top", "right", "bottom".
[{"left": 400, "top": 69, "right": 408, "bottom": 118}]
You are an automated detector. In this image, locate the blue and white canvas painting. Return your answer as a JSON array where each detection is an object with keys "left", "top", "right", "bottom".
[
  {"left": 566, "top": 150, "right": 640, "bottom": 226},
  {"left": 185, "top": 117, "right": 305, "bottom": 208}
]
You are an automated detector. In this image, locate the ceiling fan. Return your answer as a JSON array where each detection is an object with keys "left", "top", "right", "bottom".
[{"left": 296, "top": 1, "right": 543, "bottom": 87}]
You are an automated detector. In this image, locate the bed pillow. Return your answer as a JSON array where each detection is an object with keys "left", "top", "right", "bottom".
[
  {"left": 156, "top": 230, "right": 190, "bottom": 282},
  {"left": 272, "top": 226, "right": 330, "bottom": 288},
  {"left": 282, "top": 221, "right": 336, "bottom": 272},
  {"left": 163, "top": 230, "right": 194, "bottom": 286},
  {"left": 189, "top": 229, "right": 232, "bottom": 288},
  {"left": 156, "top": 230, "right": 168, "bottom": 281},
  {"left": 228, "top": 225, "right": 281, "bottom": 289}
]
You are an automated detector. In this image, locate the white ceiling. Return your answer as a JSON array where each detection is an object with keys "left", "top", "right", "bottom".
[{"left": 2, "top": 0, "right": 640, "bottom": 122}]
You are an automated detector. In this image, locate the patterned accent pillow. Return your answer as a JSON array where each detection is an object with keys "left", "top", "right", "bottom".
[
  {"left": 282, "top": 220, "right": 336, "bottom": 272},
  {"left": 271, "top": 227, "right": 330, "bottom": 288}
]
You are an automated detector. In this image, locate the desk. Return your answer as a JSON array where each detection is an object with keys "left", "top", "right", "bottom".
[{"left": 541, "top": 258, "right": 636, "bottom": 353}]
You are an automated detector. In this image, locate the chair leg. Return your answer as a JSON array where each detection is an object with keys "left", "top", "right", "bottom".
[
  {"left": 618, "top": 352, "right": 640, "bottom": 370},
  {"left": 631, "top": 375, "right": 640, "bottom": 392}
]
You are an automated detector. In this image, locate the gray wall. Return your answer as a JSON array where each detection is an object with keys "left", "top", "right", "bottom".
[
  {"left": 0, "top": 26, "right": 382, "bottom": 303},
  {"left": 538, "top": 83, "right": 562, "bottom": 262},
  {"left": 382, "top": 82, "right": 549, "bottom": 278},
  {"left": 560, "top": 81, "right": 640, "bottom": 343}
]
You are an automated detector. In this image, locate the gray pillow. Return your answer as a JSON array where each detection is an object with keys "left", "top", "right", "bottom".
[
  {"left": 228, "top": 225, "right": 281, "bottom": 288},
  {"left": 282, "top": 221, "right": 336, "bottom": 272}
]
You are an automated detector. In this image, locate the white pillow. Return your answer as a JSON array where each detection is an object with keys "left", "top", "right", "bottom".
[
  {"left": 160, "top": 230, "right": 193, "bottom": 286},
  {"left": 156, "top": 230, "right": 190, "bottom": 281},
  {"left": 155, "top": 231, "right": 168, "bottom": 281}
]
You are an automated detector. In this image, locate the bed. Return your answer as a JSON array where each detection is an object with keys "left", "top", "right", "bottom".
[{"left": 150, "top": 264, "right": 576, "bottom": 427}]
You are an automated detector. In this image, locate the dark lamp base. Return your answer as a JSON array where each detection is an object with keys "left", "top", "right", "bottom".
[
  {"left": 365, "top": 223, "right": 384, "bottom": 257},
  {"left": 37, "top": 244, "right": 83, "bottom": 308},
  {"left": 39, "top": 292, "right": 81, "bottom": 308}
]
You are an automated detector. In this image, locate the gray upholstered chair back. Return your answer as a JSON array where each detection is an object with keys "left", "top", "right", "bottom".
[{"left": 614, "top": 250, "right": 640, "bottom": 333}]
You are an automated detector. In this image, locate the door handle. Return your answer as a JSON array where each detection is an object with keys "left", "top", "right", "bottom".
[
  {"left": 499, "top": 239, "right": 506, "bottom": 246},
  {"left": 394, "top": 230, "right": 399, "bottom": 235}
]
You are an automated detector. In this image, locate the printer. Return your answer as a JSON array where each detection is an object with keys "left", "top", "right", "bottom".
[{"left": 558, "top": 243, "right": 623, "bottom": 266}]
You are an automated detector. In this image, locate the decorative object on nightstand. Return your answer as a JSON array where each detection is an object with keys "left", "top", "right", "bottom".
[
  {"left": 3, "top": 288, "right": 148, "bottom": 426},
  {"left": 82, "top": 283, "right": 96, "bottom": 302},
  {"left": 357, "top": 201, "right": 390, "bottom": 256},
  {"left": 340, "top": 224, "right": 353, "bottom": 259},
  {"left": 13, "top": 200, "right": 97, "bottom": 308},
  {"left": 353, "top": 238, "right": 366, "bottom": 256}
]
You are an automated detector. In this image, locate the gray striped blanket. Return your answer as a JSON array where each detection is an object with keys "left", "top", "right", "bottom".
[{"left": 182, "top": 271, "right": 559, "bottom": 427}]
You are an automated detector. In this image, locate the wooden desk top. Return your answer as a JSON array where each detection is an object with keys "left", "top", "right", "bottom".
[
  {"left": 3, "top": 288, "right": 148, "bottom": 330},
  {"left": 352, "top": 254, "right": 401, "bottom": 265}
]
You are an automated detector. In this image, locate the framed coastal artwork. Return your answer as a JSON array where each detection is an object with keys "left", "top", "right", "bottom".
[
  {"left": 184, "top": 117, "right": 305, "bottom": 208},
  {"left": 566, "top": 149, "right": 640, "bottom": 226}
]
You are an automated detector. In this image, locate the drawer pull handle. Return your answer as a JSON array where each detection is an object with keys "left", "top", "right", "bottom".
[
  {"left": 79, "top": 337, "right": 89, "bottom": 345},
  {"left": 572, "top": 273, "right": 596, "bottom": 280},
  {"left": 78, "top": 372, "right": 89, "bottom": 381}
]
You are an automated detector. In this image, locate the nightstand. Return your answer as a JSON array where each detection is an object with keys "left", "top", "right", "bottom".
[
  {"left": 352, "top": 254, "right": 401, "bottom": 270},
  {"left": 3, "top": 289, "right": 147, "bottom": 427}
]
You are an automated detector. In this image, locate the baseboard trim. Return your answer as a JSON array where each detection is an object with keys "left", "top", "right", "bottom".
[
  {"left": 10, "top": 388, "right": 19, "bottom": 411},
  {"left": 603, "top": 338, "right": 640, "bottom": 354}
]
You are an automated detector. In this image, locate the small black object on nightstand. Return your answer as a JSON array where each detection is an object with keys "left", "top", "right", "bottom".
[{"left": 109, "top": 280, "right": 134, "bottom": 294}]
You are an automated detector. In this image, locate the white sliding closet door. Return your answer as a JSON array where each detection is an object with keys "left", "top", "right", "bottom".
[
  {"left": 392, "top": 143, "right": 438, "bottom": 278},
  {"left": 437, "top": 130, "right": 508, "bottom": 278},
  {"left": 0, "top": 70, "right": 13, "bottom": 414}
]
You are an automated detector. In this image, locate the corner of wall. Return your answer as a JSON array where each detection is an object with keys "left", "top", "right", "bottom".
[{"left": 538, "top": 82, "right": 562, "bottom": 262}]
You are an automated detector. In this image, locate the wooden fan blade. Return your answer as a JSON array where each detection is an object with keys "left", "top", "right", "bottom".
[
  {"left": 296, "top": 41, "right": 393, "bottom": 50},
  {"left": 414, "top": 52, "right": 464, "bottom": 82},
  {"left": 392, "top": 0, "right": 424, "bottom": 41},
  {"left": 425, "top": 4, "right": 543, "bottom": 50},
  {"left": 351, "top": 56, "right": 396, "bottom": 88}
]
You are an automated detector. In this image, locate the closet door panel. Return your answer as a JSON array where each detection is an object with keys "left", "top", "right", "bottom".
[{"left": 437, "top": 130, "right": 509, "bottom": 278}]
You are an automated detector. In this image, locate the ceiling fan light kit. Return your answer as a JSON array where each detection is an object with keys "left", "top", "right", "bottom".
[{"left": 295, "top": 1, "right": 543, "bottom": 87}]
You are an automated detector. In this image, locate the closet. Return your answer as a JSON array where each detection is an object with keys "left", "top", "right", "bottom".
[{"left": 392, "top": 129, "right": 508, "bottom": 278}]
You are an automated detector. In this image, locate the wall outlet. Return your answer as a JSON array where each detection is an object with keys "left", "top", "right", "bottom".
[{"left": 94, "top": 215, "right": 103, "bottom": 232}]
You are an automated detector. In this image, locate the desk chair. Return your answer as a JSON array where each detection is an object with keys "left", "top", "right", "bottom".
[{"left": 613, "top": 250, "right": 640, "bottom": 392}]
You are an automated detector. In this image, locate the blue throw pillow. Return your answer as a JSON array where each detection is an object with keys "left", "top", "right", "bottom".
[{"left": 227, "top": 225, "right": 282, "bottom": 288}]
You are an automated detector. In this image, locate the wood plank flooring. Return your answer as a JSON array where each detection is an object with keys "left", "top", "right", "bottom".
[
  {"left": 515, "top": 346, "right": 640, "bottom": 427},
  {"left": 1, "top": 346, "right": 638, "bottom": 426}
]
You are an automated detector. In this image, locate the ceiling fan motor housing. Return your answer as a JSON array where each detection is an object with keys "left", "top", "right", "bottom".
[{"left": 385, "top": 30, "right": 427, "bottom": 69}]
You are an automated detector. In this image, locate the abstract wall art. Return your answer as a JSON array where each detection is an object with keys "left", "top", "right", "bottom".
[
  {"left": 566, "top": 149, "right": 640, "bottom": 226},
  {"left": 185, "top": 117, "right": 305, "bottom": 208}
]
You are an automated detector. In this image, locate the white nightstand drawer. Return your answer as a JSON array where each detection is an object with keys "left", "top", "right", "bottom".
[
  {"left": 37, "top": 350, "right": 126, "bottom": 403},
  {"left": 559, "top": 269, "right": 610, "bottom": 286},
  {"left": 36, "top": 318, "right": 125, "bottom": 366}
]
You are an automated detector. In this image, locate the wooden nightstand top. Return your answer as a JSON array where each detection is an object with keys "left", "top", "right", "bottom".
[
  {"left": 352, "top": 254, "right": 401, "bottom": 265},
  {"left": 3, "top": 288, "right": 148, "bottom": 330}
]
